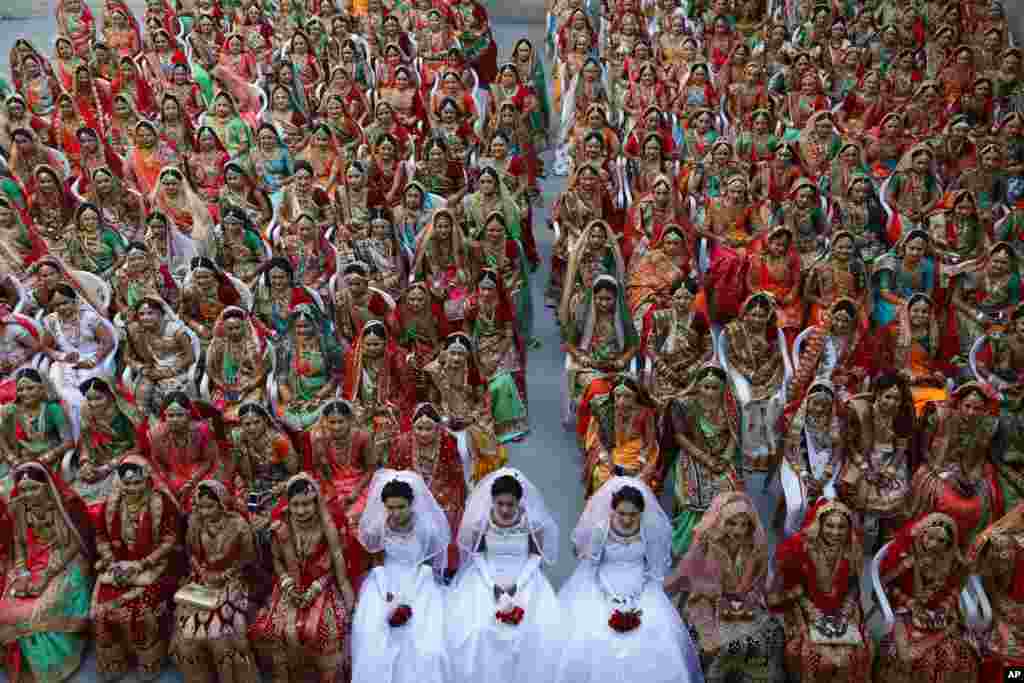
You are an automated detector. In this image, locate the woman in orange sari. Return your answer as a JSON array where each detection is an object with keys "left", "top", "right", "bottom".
[
  {"left": 127, "top": 121, "right": 173, "bottom": 196},
  {"left": 883, "top": 293, "right": 958, "bottom": 414},
  {"left": 746, "top": 226, "right": 804, "bottom": 344},
  {"left": 626, "top": 226, "right": 691, "bottom": 333}
]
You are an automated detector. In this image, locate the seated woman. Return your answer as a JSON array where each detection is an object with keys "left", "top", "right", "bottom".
[
  {"left": 874, "top": 513, "right": 980, "bottom": 683},
  {"left": 561, "top": 276, "right": 638, "bottom": 431},
  {"left": 872, "top": 230, "right": 939, "bottom": 328},
  {"left": 303, "top": 400, "right": 375, "bottom": 534},
  {"left": 626, "top": 226, "right": 692, "bottom": 336},
  {"left": 884, "top": 294, "right": 958, "bottom": 414},
  {"left": 228, "top": 402, "right": 300, "bottom": 524},
  {"left": 462, "top": 269, "right": 528, "bottom": 443},
  {"left": 277, "top": 214, "right": 335, "bottom": 297},
  {"left": 333, "top": 262, "right": 395, "bottom": 348},
  {"left": 40, "top": 283, "right": 116, "bottom": 422},
  {"left": 171, "top": 481, "right": 259, "bottom": 683},
  {"left": 929, "top": 190, "right": 991, "bottom": 266},
  {"left": 884, "top": 144, "right": 943, "bottom": 243},
  {"left": 62, "top": 202, "right": 126, "bottom": 279},
  {"left": 559, "top": 220, "right": 627, "bottom": 327},
  {"left": 208, "top": 207, "right": 267, "bottom": 287},
  {"left": 275, "top": 303, "right": 341, "bottom": 430},
  {"left": 342, "top": 320, "right": 406, "bottom": 465},
  {"left": 968, "top": 504, "right": 1024, "bottom": 680},
  {"left": 768, "top": 500, "right": 873, "bottom": 683},
  {"left": 249, "top": 474, "right": 356, "bottom": 683},
  {"left": 412, "top": 207, "right": 470, "bottom": 322},
  {"left": 0, "top": 369, "right": 75, "bottom": 479},
  {"left": 661, "top": 365, "right": 742, "bottom": 556},
  {"left": 790, "top": 298, "right": 888, "bottom": 404},
  {"left": 205, "top": 306, "right": 272, "bottom": 423},
  {"left": 122, "top": 296, "right": 195, "bottom": 417},
  {"left": 352, "top": 470, "right": 450, "bottom": 683},
  {"left": 556, "top": 477, "right": 703, "bottom": 683},
  {"left": 948, "top": 242, "right": 1021, "bottom": 359},
  {"left": 643, "top": 279, "right": 713, "bottom": 407},
  {"left": 422, "top": 333, "right": 508, "bottom": 485},
  {"left": 718, "top": 292, "right": 790, "bottom": 473},
  {"left": 582, "top": 374, "right": 660, "bottom": 497},
  {"left": 92, "top": 456, "right": 180, "bottom": 683},
  {"left": 803, "top": 230, "right": 870, "bottom": 327},
  {"left": 111, "top": 241, "right": 179, "bottom": 314},
  {"left": 837, "top": 372, "right": 916, "bottom": 546},
  {"left": 911, "top": 382, "right": 1003, "bottom": 547},
  {"left": 446, "top": 469, "right": 564, "bottom": 683},
  {"left": 666, "top": 491, "right": 785, "bottom": 683},
  {"left": 746, "top": 227, "right": 804, "bottom": 344},
  {"left": 178, "top": 258, "right": 245, "bottom": 354},
  {"left": 0, "top": 463, "right": 94, "bottom": 683},
  {"left": 145, "top": 393, "right": 226, "bottom": 504},
  {"left": 388, "top": 403, "right": 466, "bottom": 569},
  {"left": 70, "top": 377, "right": 142, "bottom": 509}
]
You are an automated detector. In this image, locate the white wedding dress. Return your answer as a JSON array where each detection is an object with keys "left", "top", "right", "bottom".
[
  {"left": 351, "top": 527, "right": 448, "bottom": 683},
  {"left": 446, "top": 519, "right": 565, "bottom": 683},
  {"left": 556, "top": 530, "right": 704, "bottom": 683}
]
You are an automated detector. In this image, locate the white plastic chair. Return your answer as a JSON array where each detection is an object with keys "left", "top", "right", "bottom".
[
  {"left": 70, "top": 270, "right": 112, "bottom": 317},
  {"left": 871, "top": 540, "right": 983, "bottom": 636}
]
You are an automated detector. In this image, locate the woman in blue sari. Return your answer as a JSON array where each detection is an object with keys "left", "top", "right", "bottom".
[
  {"left": 872, "top": 228, "right": 938, "bottom": 327},
  {"left": 249, "top": 123, "right": 294, "bottom": 205}
]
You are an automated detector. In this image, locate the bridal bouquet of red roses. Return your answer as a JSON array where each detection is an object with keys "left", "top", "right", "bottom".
[
  {"left": 495, "top": 605, "right": 525, "bottom": 625},
  {"left": 387, "top": 598, "right": 411, "bottom": 630},
  {"left": 608, "top": 608, "right": 642, "bottom": 633}
]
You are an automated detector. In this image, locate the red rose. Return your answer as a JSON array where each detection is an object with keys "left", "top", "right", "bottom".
[
  {"left": 388, "top": 604, "right": 413, "bottom": 627},
  {"left": 608, "top": 609, "right": 642, "bottom": 633},
  {"left": 495, "top": 605, "right": 525, "bottom": 626}
]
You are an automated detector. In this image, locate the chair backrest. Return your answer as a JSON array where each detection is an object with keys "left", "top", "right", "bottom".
[{"left": 70, "top": 269, "right": 112, "bottom": 316}]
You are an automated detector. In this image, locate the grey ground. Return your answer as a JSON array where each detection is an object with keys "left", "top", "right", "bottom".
[{"left": 0, "top": 4, "right": 1022, "bottom": 681}]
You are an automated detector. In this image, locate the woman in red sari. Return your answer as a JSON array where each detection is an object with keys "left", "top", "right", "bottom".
[
  {"left": 302, "top": 400, "right": 375, "bottom": 534},
  {"left": 341, "top": 319, "right": 407, "bottom": 461},
  {"left": 249, "top": 473, "right": 356, "bottom": 683},
  {"left": 56, "top": 0, "right": 96, "bottom": 58},
  {"left": 0, "top": 462, "right": 94, "bottom": 683},
  {"left": 768, "top": 500, "right": 874, "bottom": 683},
  {"left": 92, "top": 455, "right": 180, "bottom": 681},
  {"left": 875, "top": 513, "right": 980, "bottom": 683},
  {"left": 388, "top": 402, "right": 466, "bottom": 575},
  {"left": 387, "top": 281, "right": 448, "bottom": 404},
  {"left": 746, "top": 226, "right": 804, "bottom": 345},
  {"left": 70, "top": 65, "right": 112, "bottom": 135},
  {"left": 911, "top": 382, "right": 1004, "bottom": 547},
  {"left": 49, "top": 94, "right": 88, "bottom": 175},
  {"left": 143, "top": 392, "right": 227, "bottom": 505},
  {"left": 968, "top": 503, "right": 1024, "bottom": 681}
]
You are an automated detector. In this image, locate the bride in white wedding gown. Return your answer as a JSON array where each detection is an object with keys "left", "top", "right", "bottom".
[
  {"left": 445, "top": 467, "right": 565, "bottom": 683},
  {"left": 351, "top": 469, "right": 451, "bottom": 683},
  {"left": 556, "top": 476, "right": 705, "bottom": 683}
]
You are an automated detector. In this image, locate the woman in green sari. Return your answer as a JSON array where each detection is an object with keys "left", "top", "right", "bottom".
[
  {"left": 199, "top": 91, "right": 253, "bottom": 161},
  {"left": 0, "top": 369, "right": 75, "bottom": 484},
  {"left": 510, "top": 38, "right": 550, "bottom": 148},
  {"left": 275, "top": 303, "right": 342, "bottom": 429},
  {"left": 0, "top": 462, "right": 94, "bottom": 683},
  {"left": 67, "top": 377, "right": 142, "bottom": 508},
  {"left": 660, "top": 365, "right": 742, "bottom": 556},
  {"left": 61, "top": 203, "right": 126, "bottom": 278}
]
